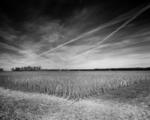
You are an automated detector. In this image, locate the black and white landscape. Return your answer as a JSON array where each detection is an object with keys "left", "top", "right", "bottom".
[{"left": 0, "top": 0, "right": 150, "bottom": 120}]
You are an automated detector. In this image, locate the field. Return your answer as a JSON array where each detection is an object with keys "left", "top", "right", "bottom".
[{"left": 0, "top": 71, "right": 150, "bottom": 120}]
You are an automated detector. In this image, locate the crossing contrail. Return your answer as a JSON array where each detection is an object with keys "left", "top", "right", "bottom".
[
  {"left": 39, "top": 5, "right": 142, "bottom": 56},
  {"left": 73, "top": 3, "right": 150, "bottom": 59},
  {"left": 124, "top": 31, "right": 150, "bottom": 39},
  {"left": 0, "top": 41, "right": 22, "bottom": 52}
]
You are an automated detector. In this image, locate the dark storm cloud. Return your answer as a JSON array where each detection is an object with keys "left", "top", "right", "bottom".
[{"left": 0, "top": 0, "right": 150, "bottom": 69}]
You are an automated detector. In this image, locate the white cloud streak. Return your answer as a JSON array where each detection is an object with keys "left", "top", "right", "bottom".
[
  {"left": 38, "top": 5, "right": 143, "bottom": 56},
  {"left": 73, "top": 3, "right": 150, "bottom": 58}
]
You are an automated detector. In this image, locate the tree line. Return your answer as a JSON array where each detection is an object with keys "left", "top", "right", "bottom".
[{"left": 11, "top": 66, "right": 41, "bottom": 71}]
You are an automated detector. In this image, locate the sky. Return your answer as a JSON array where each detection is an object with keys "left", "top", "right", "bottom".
[{"left": 0, "top": 0, "right": 150, "bottom": 70}]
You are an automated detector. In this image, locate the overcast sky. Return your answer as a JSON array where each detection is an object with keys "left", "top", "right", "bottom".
[{"left": 0, "top": 0, "right": 150, "bottom": 70}]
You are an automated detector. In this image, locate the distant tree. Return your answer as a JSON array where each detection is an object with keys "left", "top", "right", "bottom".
[
  {"left": 0, "top": 68, "right": 4, "bottom": 72},
  {"left": 11, "top": 66, "right": 42, "bottom": 71}
]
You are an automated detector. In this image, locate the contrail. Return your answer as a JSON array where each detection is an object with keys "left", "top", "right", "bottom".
[
  {"left": 39, "top": 6, "right": 141, "bottom": 56},
  {"left": 73, "top": 3, "right": 150, "bottom": 58},
  {"left": 0, "top": 41, "right": 22, "bottom": 52},
  {"left": 127, "top": 31, "right": 150, "bottom": 38}
]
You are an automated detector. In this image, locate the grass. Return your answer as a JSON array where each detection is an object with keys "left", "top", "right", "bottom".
[
  {"left": 1, "top": 87, "right": 150, "bottom": 120},
  {"left": 1, "top": 71, "right": 150, "bottom": 120},
  {"left": 0, "top": 71, "right": 150, "bottom": 99}
]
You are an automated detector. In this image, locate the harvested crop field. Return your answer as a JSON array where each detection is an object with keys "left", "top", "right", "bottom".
[{"left": 0, "top": 71, "right": 150, "bottom": 120}]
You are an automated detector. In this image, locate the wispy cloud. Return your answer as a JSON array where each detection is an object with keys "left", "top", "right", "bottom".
[
  {"left": 73, "top": 3, "right": 150, "bottom": 58},
  {"left": 0, "top": 2, "right": 150, "bottom": 70},
  {"left": 38, "top": 5, "right": 144, "bottom": 56}
]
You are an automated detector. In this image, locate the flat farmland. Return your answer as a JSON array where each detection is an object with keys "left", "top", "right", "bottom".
[{"left": 0, "top": 71, "right": 150, "bottom": 120}]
